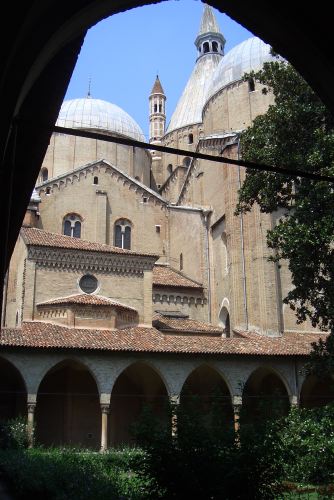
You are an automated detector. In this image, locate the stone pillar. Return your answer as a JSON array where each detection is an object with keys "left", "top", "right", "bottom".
[
  {"left": 27, "top": 401, "right": 36, "bottom": 448},
  {"left": 289, "top": 394, "right": 299, "bottom": 408},
  {"left": 170, "top": 395, "right": 180, "bottom": 438},
  {"left": 232, "top": 395, "right": 242, "bottom": 434},
  {"left": 142, "top": 269, "right": 153, "bottom": 326},
  {"left": 100, "top": 403, "right": 110, "bottom": 452}
]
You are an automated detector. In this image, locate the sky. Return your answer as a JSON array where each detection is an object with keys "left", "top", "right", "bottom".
[{"left": 64, "top": 0, "right": 254, "bottom": 141}]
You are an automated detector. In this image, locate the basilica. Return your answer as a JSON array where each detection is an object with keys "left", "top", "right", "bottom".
[{"left": 0, "top": 4, "right": 331, "bottom": 450}]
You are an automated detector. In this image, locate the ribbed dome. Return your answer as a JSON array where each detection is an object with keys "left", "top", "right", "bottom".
[
  {"left": 166, "top": 53, "right": 221, "bottom": 134},
  {"left": 208, "top": 37, "right": 277, "bottom": 100},
  {"left": 56, "top": 97, "right": 145, "bottom": 141}
]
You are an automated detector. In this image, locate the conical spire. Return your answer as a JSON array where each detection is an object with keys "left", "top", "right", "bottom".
[
  {"left": 151, "top": 75, "right": 165, "bottom": 95},
  {"left": 198, "top": 4, "right": 221, "bottom": 35}
]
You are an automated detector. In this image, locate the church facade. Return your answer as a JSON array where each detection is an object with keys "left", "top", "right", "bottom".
[{"left": 0, "top": 5, "right": 331, "bottom": 450}]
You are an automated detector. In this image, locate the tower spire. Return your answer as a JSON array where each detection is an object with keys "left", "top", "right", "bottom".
[
  {"left": 195, "top": 4, "right": 226, "bottom": 59},
  {"left": 149, "top": 75, "right": 166, "bottom": 144}
]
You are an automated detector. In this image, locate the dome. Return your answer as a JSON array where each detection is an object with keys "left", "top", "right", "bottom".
[
  {"left": 208, "top": 37, "right": 278, "bottom": 101},
  {"left": 56, "top": 97, "right": 145, "bottom": 142},
  {"left": 166, "top": 53, "right": 221, "bottom": 134}
]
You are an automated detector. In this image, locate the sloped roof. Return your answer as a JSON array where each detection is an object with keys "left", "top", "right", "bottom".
[
  {"left": 37, "top": 294, "right": 136, "bottom": 311},
  {"left": 0, "top": 322, "right": 326, "bottom": 356},
  {"left": 153, "top": 265, "right": 202, "bottom": 289},
  {"left": 198, "top": 4, "right": 221, "bottom": 35},
  {"left": 21, "top": 227, "right": 159, "bottom": 258},
  {"left": 153, "top": 313, "right": 223, "bottom": 335}
]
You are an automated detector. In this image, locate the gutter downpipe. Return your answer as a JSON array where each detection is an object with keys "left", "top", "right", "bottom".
[{"left": 236, "top": 135, "right": 249, "bottom": 330}]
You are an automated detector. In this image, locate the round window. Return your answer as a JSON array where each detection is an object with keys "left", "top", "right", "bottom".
[{"left": 79, "top": 274, "right": 98, "bottom": 294}]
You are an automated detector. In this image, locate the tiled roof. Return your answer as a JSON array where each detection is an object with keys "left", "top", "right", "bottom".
[
  {"left": 151, "top": 76, "right": 165, "bottom": 95},
  {"left": 0, "top": 322, "right": 326, "bottom": 357},
  {"left": 21, "top": 227, "right": 159, "bottom": 258},
  {"left": 37, "top": 294, "right": 136, "bottom": 311},
  {"left": 153, "top": 265, "right": 203, "bottom": 289},
  {"left": 153, "top": 313, "right": 224, "bottom": 335}
]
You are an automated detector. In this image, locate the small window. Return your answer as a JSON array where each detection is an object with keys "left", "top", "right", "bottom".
[
  {"left": 188, "top": 133, "right": 193, "bottom": 144},
  {"left": 93, "top": 176, "right": 98, "bottom": 185},
  {"left": 63, "top": 213, "right": 82, "bottom": 238},
  {"left": 143, "top": 197, "right": 148, "bottom": 203},
  {"left": 167, "top": 164, "right": 173, "bottom": 175},
  {"left": 41, "top": 168, "right": 48, "bottom": 182},
  {"left": 79, "top": 274, "right": 98, "bottom": 294},
  {"left": 154, "top": 104, "right": 157, "bottom": 112},
  {"left": 212, "top": 41, "right": 218, "bottom": 52},
  {"left": 159, "top": 104, "right": 162, "bottom": 112},
  {"left": 180, "top": 253, "right": 183, "bottom": 271},
  {"left": 203, "top": 42, "right": 209, "bottom": 53},
  {"left": 248, "top": 77, "right": 255, "bottom": 92},
  {"left": 156, "top": 225, "right": 161, "bottom": 233},
  {"left": 46, "top": 187, "right": 51, "bottom": 195}
]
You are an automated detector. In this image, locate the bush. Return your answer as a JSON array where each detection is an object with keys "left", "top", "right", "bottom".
[
  {"left": 0, "top": 417, "right": 29, "bottom": 450},
  {"left": 131, "top": 399, "right": 284, "bottom": 499}
]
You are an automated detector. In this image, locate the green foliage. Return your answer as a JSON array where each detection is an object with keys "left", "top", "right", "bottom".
[
  {"left": 0, "top": 417, "right": 30, "bottom": 450},
  {"left": 235, "top": 57, "right": 334, "bottom": 333},
  {"left": 131, "top": 399, "right": 284, "bottom": 499},
  {"left": 0, "top": 446, "right": 156, "bottom": 499},
  {"left": 277, "top": 403, "right": 334, "bottom": 486}
]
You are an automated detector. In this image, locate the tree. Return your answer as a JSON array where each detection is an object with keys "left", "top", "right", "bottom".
[{"left": 235, "top": 56, "right": 334, "bottom": 333}]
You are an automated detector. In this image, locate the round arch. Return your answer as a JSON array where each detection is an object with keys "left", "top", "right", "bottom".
[
  {"left": 242, "top": 366, "right": 290, "bottom": 423},
  {"left": 218, "top": 301, "right": 230, "bottom": 337},
  {"left": 300, "top": 374, "right": 334, "bottom": 409},
  {"left": 0, "top": 357, "right": 27, "bottom": 421},
  {"left": 180, "top": 364, "right": 234, "bottom": 430},
  {"left": 110, "top": 361, "right": 169, "bottom": 447},
  {"left": 36, "top": 359, "right": 100, "bottom": 449}
]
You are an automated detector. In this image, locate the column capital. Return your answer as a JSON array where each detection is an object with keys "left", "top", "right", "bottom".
[
  {"left": 100, "top": 403, "right": 110, "bottom": 414},
  {"left": 169, "top": 394, "right": 180, "bottom": 405},
  {"left": 27, "top": 402, "right": 37, "bottom": 413},
  {"left": 232, "top": 395, "right": 242, "bottom": 407},
  {"left": 289, "top": 394, "right": 299, "bottom": 407}
]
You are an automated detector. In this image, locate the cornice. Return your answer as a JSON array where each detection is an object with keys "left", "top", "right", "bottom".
[{"left": 28, "top": 246, "right": 156, "bottom": 274}]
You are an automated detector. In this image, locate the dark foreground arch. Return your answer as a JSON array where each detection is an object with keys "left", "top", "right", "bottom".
[{"left": 0, "top": 357, "right": 26, "bottom": 421}]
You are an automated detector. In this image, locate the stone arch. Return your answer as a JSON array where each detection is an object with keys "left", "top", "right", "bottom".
[
  {"left": 180, "top": 364, "right": 234, "bottom": 430},
  {"left": 36, "top": 359, "right": 101, "bottom": 449},
  {"left": 218, "top": 300, "right": 230, "bottom": 337},
  {"left": 0, "top": 357, "right": 27, "bottom": 421},
  {"left": 300, "top": 374, "right": 334, "bottom": 409},
  {"left": 242, "top": 366, "right": 290, "bottom": 423},
  {"left": 110, "top": 361, "right": 169, "bottom": 447}
]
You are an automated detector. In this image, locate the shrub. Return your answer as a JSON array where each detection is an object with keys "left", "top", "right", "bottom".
[{"left": 0, "top": 417, "right": 30, "bottom": 450}]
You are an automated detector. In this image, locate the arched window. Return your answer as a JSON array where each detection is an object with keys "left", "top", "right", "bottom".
[
  {"left": 219, "top": 306, "right": 230, "bottom": 337},
  {"left": 159, "top": 104, "right": 162, "bottom": 112},
  {"left": 180, "top": 252, "right": 183, "bottom": 271},
  {"left": 203, "top": 42, "right": 209, "bottom": 53},
  {"left": 41, "top": 168, "right": 48, "bottom": 182},
  {"left": 212, "top": 41, "right": 218, "bottom": 52},
  {"left": 154, "top": 104, "right": 157, "bottom": 112},
  {"left": 115, "top": 219, "right": 132, "bottom": 250},
  {"left": 248, "top": 77, "right": 255, "bottom": 92},
  {"left": 93, "top": 176, "right": 98, "bottom": 185},
  {"left": 188, "top": 133, "right": 193, "bottom": 144},
  {"left": 63, "top": 214, "right": 82, "bottom": 238},
  {"left": 183, "top": 157, "right": 191, "bottom": 167},
  {"left": 167, "top": 164, "right": 173, "bottom": 175}
]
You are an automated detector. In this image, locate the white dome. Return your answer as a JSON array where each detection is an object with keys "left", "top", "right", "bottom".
[
  {"left": 208, "top": 37, "right": 278, "bottom": 100},
  {"left": 56, "top": 97, "right": 145, "bottom": 142}
]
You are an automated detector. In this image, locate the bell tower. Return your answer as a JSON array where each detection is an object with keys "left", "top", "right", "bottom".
[{"left": 149, "top": 75, "right": 166, "bottom": 189}]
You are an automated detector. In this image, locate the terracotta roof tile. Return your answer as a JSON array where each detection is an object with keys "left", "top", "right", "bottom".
[
  {"left": 0, "top": 322, "right": 326, "bottom": 357},
  {"left": 21, "top": 227, "right": 159, "bottom": 258},
  {"left": 153, "top": 313, "right": 224, "bottom": 335},
  {"left": 153, "top": 265, "right": 202, "bottom": 289},
  {"left": 37, "top": 294, "right": 136, "bottom": 311}
]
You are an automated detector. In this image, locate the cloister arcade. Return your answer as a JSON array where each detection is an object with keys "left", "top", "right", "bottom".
[{"left": 1, "top": 353, "right": 333, "bottom": 450}]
